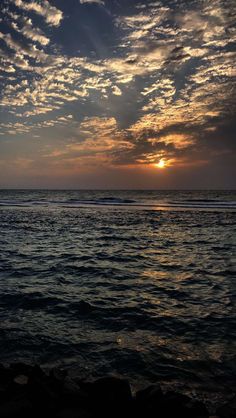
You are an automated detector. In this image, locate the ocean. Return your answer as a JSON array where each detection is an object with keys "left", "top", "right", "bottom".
[{"left": 0, "top": 190, "right": 235, "bottom": 404}]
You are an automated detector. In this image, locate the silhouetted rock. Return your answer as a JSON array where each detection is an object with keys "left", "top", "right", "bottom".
[
  {"left": 216, "top": 395, "right": 236, "bottom": 418},
  {"left": 160, "top": 391, "right": 209, "bottom": 418},
  {"left": 61, "top": 376, "right": 88, "bottom": 406},
  {"left": 0, "top": 396, "right": 33, "bottom": 418},
  {"left": 183, "top": 397, "right": 209, "bottom": 418},
  {"left": 56, "top": 406, "right": 91, "bottom": 418},
  {"left": 136, "top": 383, "right": 163, "bottom": 403},
  {"left": 9, "top": 363, "right": 33, "bottom": 377},
  {"left": 13, "top": 375, "right": 28, "bottom": 385},
  {"left": 135, "top": 384, "right": 164, "bottom": 417},
  {"left": 135, "top": 388, "right": 209, "bottom": 418},
  {"left": 0, "top": 363, "right": 233, "bottom": 418},
  {"left": 49, "top": 367, "right": 67, "bottom": 383},
  {"left": 0, "top": 364, "right": 13, "bottom": 390},
  {"left": 27, "top": 364, "right": 60, "bottom": 414},
  {"left": 88, "top": 376, "right": 133, "bottom": 417}
]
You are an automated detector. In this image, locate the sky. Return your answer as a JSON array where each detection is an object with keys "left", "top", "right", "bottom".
[{"left": 0, "top": 0, "right": 235, "bottom": 189}]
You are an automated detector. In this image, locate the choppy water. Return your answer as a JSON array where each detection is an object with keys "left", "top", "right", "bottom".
[{"left": 0, "top": 190, "right": 235, "bottom": 404}]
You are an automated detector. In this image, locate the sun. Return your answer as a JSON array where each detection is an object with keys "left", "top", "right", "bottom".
[{"left": 155, "top": 158, "right": 166, "bottom": 169}]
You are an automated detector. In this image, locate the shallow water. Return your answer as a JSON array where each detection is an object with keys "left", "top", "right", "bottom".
[{"left": 0, "top": 190, "right": 235, "bottom": 403}]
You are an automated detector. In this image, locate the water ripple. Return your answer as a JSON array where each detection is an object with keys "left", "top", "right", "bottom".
[{"left": 0, "top": 190, "right": 235, "bottom": 403}]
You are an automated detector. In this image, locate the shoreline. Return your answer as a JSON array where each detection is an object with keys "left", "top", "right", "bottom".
[{"left": 0, "top": 363, "right": 235, "bottom": 418}]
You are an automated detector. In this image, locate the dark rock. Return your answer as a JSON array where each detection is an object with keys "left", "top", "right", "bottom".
[
  {"left": 0, "top": 366, "right": 12, "bottom": 403},
  {"left": 9, "top": 363, "right": 33, "bottom": 378},
  {"left": 63, "top": 377, "right": 81, "bottom": 395},
  {"left": 135, "top": 384, "right": 164, "bottom": 417},
  {"left": 0, "top": 396, "right": 33, "bottom": 418},
  {"left": 56, "top": 406, "right": 91, "bottom": 418},
  {"left": 135, "top": 388, "right": 209, "bottom": 418},
  {"left": 0, "top": 363, "right": 232, "bottom": 418},
  {"left": 136, "top": 384, "right": 163, "bottom": 404},
  {"left": 61, "top": 377, "right": 88, "bottom": 406},
  {"left": 159, "top": 391, "right": 209, "bottom": 418},
  {"left": 4, "top": 376, "right": 28, "bottom": 403},
  {"left": 0, "top": 365, "right": 13, "bottom": 388},
  {"left": 27, "top": 365, "right": 60, "bottom": 413},
  {"left": 13, "top": 375, "right": 28, "bottom": 386},
  {"left": 183, "top": 397, "right": 209, "bottom": 417},
  {"left": 49, "top": 368, "right": 67, "bottom": 383},
  {"left": 29, "top": 365, "right": 46, "bottom": 380},
  {"left": 216, "top": 395, "right": 236, "bottom": 418},
  {"left": 88, "top": 376, "right": 133, "bottom": 417}
]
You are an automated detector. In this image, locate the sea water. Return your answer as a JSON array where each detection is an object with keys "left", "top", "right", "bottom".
[{"left": 0, "top": 190, "right": 235, "bottom": 403}]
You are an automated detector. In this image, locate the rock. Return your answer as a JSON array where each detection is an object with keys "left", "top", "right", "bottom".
[
  {"left": 56, "top": 406, "right": 91, "bottom": 418},
  {"left": 159, "top": 391, "right": 209, "bottom": 418},
  {"left": 135, "top": 384, "right": 164, "bottom": 417},
  {"left": 0, "top": 367, "right": 10, "bottom": 403},
  {"left": 10, "top": 363, "right": 33, "bottom": 378},
  {"left": 88, "top": 376, "right": 133, "bottom": 417},
  {"left": 27, "top": 365, "right": 60, "bottom": 413},
  {"left": 63, "top": 377, "right": 82, "bottom": 395},
  {"left": 0, "top": 396, "right": 32, "bottom": 418},
  {"left": 0, "top": 365, "right": 13, "bottom": 389},
  {"left": 49, "top": 368, "right": 67, "bottom": 383},
  {"left": 61, "top": 377, "right": 88, "bottom": 406},
  {"left": 0, "top": 364, "right": 233, "bottom": 418},
  {"left": 29, "top": 365, "right": 46, "bottom": 380},
  {"left": 216, "top": 395, "right": 236, "bottom": 418},
  {"left": 136, "top": 384, "right": 163, "bottom": 404},
  {"left": 135, "top": 388, "right": 209, "bottom": 418},
  {"left": 183, "top": 397, "right": 209, "bottom": 418},
  {"left": 13, "top": 375, "right": 28, "bottom": 386},
  {"left": 3, "top": 374, "right": 28, "bottom": 403}
]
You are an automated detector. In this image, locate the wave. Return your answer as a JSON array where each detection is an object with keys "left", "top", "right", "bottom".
[
  {"left": 169, "top": 199, "right": 236, "bottom": 206},
  {"left": 0, "top": 197, "right": 236, "bottom": 210},
  {"left": 69, "top": 197, "right": 136, "bottom": 204},
  {"left": 166, "top": 200, "right": 236, "bottom": 209}
]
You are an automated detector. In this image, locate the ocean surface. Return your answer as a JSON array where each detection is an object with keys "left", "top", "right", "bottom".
[{"left": 0, "top": 190, "right": 235, "bottom": 405}]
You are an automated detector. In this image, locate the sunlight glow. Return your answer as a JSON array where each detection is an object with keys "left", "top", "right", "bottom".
[{"left": 155, "top": 159, "right": 166, "bottom": 169}]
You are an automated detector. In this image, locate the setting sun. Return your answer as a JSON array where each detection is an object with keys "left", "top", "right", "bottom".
[{"left": 155, "top": 159, "right": 166, "bottom": 169}]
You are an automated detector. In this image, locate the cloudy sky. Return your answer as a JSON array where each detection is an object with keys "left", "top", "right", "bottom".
[{"left": 0, "top": 0, "right": 235, "bottom": 189}]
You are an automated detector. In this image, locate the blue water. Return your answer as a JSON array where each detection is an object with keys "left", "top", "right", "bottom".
[{"left": 0, "top": 190, "right": 235, "bottom": 403}]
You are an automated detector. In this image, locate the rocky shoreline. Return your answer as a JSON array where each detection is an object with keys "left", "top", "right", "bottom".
[{"left": 0, "top": 363, "right": 235, "bottom": 418}]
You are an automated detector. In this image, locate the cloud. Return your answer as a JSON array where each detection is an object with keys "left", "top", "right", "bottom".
[
  {"left": 80, "top": 0, "right": 105, "bottom": 5},
  {"left": 0, "top": 62, "right": 15, "bottom": 73},
  {"left": 12, "top": 0, "right": 63, "bottom": 27},
  {"left": 0, "top": 31, "right": 51, "bottom": 64},
  {"left": 112, "top": 85, "right": 122, "bottom": 96},
  {"left": 0, "top": 0, "right": 235, "bottom": 180},
  {"left": 0, "top": 50, "right": 110, "bottom": 114},
  {"left": 42, "top": 116, "right": 134, "bottom": 167},
  {"left": 10, "top": 17, "right": 50, "bottom": 46},
  {"left": 0, "top": 114, "right": 74, "bottom": 136}
]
